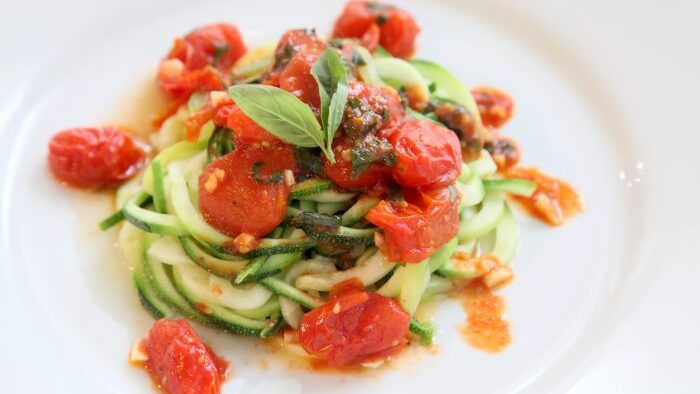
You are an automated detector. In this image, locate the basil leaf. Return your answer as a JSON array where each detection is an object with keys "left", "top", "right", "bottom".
[
  {"left": 228, "top": 84, "right": 323, "bottom": 148},
  {"left": 311, "top": 48, "right": 350, "bottom": 164},
  {"left": 312, "top": 48, "right": 349, "bottom": 129},
  {"left": 326, "top": 78, "right": 349, "bottom": 152}
]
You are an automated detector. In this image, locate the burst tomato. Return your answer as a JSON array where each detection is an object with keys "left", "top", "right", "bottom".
[
  {"left": 388, "top": 120, "right": 462, "bottom": 189},
  {"left": 299, "top": 290, "right": 410, "bottom": 367},
  {"left": 48, "top": 126, "right": 145, "bottom": 188},
  {"left": 158, "top": 23, "right": 246, "bottom": 98},
  {"left": 273, "top": 29, "right": 325, "bottom": 67},
  {"left": 471, "top": 85, "right": 515, "bottom": 129},
  {"left": 323, "top": 138, "right": 391, "bottom": 192},
  {"left": 348, "top": 81, "right": 405, "bottom": 131},
  {"left": 198, "top": 143, "right": 295, "bottom": 238},
  {"left": 145, "top": 319, "right": 228, "bottom": 394},
  {"left": 279, "top": 51, "right": 322, "bottom": 109},
  {"left": 333, "top": 1, "right": 420, "bottom": 58},
  {"left": 366, "top": 187, "right": 460, "bottom": 263},
  {"left": 215, "top": 105, "right": 280, "bottom": 144}
]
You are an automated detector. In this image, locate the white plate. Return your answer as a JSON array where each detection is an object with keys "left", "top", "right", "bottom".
[{"left": 1, "top": 0, "right": 698, "bottom": 393}]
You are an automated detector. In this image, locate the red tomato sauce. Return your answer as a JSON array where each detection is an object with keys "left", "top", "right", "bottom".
[
  {"left": 454, "top": 282, "right": 512, "bottom": 353},
  {"left": 506, "top": 167, "right": 584, "bottom": 226}
]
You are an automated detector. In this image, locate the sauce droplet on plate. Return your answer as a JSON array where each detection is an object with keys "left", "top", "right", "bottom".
[{"left": 456, "top": 283, "right": 512, "bottom": 353}]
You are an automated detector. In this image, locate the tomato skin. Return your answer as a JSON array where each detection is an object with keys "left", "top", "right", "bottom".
[
  {"left": 273, "top": 29, "right": 325, "bottom": 67},
  {"left": 388, "top": 120, "right": 462, "bottom": 189},
  {"left": 198, "top": 143, "right": 295, "bottom": 238},
  {"left": 333, "top": 1, "right": 376, "bottom": 39},
  {"left": 360, "top": 23, "right": 380, "bottom": 53},
  {"left": 215, "top": 105, "right": 280, "bottom": 144},
  {"left": 48, "top": 126, "right": 145, "bottom": 188},
  {"left": 145, "top": 319, "right": 227, "bottom": 394},
  {"left": 333, "top": 1, "right": 420, "bottom": 58},
  {"left": 299, "top": 291, "right": 410, "bottom": 367},
  {"left": 377, "top": 7, "right": 420, "bottom": 58},
  {"left": 366, "top": 187, "right": 460, "bottom": 263},
  {"left": 158, "top": 67, "right": 224, "bottom": 100},
  {"left": 279, "top": 51, "right": 322, "bottom": 109},
  {"left": 471, "top": 85, "right": 515, "bottom": 129},
  {"left": 158, "top": 23, "right": 246, "bottom": 98}
]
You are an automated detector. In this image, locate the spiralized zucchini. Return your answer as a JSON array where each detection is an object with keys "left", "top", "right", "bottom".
[{"left": 103, "top": 48, "right": 534, "bottom": 347}]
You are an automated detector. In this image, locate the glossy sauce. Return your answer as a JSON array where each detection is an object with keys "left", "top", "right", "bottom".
[
  {"left": 506, "top": 167, "right": 583, "bottom": 226},
  {"left": 454, "top": 282, "right": 512, "bottom": 353},
  {"left": 110, "top": 76, "right": 170, "bottom": 139}
]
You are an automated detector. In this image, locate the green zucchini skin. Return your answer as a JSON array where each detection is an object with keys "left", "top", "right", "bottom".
[
  {"left": 288, "top": 212, "right": 378, "bottom": 253},
  {"left": 171, "top": 265, "right": 273, "bottom": 337},
  {"left": 122, "top": 191, "right": 188, "bottom": 236},
  {"left": 179, "top": 237, "right": 246, "bottom": 280},
  {"left": 143, "top": 254, "right": 207, "bottom": 322},
  {"left": 409, "top": 317, "right": 435, "bottom": 346},
  {"left": 243, "top": 238, "right": 316, "bottom": 258},
  {"left": 134, "top": 257, "right": 174, "bottom": 319},
  {"left": 482, "top": 179, "right": 536, "bottom": 197},
  {"left": 290, "top": 178, "right": 334, "bottom": 199},
  {"left": 99, "top": 210, "right": 124, "bottom": 231},
  {"left": 259, "top": 277, "right": 323, "bottom": 310}
]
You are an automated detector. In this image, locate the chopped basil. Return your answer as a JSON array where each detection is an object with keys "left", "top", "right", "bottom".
[
  {"left": 349, "top": 137, "right": 395, "bottom": 176},
  {"left": 213, "top": 42, "right": 229, "bottom": 63},
  {"left": 293, "top": 147, "right": 324, "bottom": 176},
  {"left": 251, "top": 162, "right": 283, "bottom": 185}
]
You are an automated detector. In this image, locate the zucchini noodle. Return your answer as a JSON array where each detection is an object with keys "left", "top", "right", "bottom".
[{"left": 106, "top": 44, "right": 532, "bottom": 351}]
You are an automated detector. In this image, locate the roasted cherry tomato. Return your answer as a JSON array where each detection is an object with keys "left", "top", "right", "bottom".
[
  {"left": 145, "top": 319, "right": 228, "bottom": 394},
  {"left": 198, "top": 143, "right": 295, "bottom": 238},
  {"left": 323, "top": 138, "right": 391, "bottom": 192},
  {"left": 158, "top": 23, "right": 246, "bottom": 98},
  {"left": 347, "top": 81, "right": 405, "bottom": 133},
  {"left": 214, "top": 105, "right": 280, "bottom": 144},
  {"left": 388, "top": 120, "right": 462, "bottom": 189},
  {"left": 505, "top": 167, "right": 583, "bottom": 226},
  {"left": 366, "top": 187, "right": 460, "bottom": 263},
  {"left": 360, "top": 23, "right": 380, "bottom": 53},
  {"left": 299, "top": 290, "right": 410, "bottom": 367},
  {"left": 273, "top": 29, "right": 325, "bottom": 69},
  {"left": 48, "top": 126, "right": 145, "bottom": 188},
  {"left": 333, "top": 1, "right": 420, "bottom": 58},
  {"left": 471, "top": 85, "right": 515, "bottom": 129},
  {"left": 279, "top": 51, "right": 322, "bottom": 109}
]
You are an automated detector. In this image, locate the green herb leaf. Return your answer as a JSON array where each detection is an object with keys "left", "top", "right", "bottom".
[
  {"left": 213, "top": 42, "right": 230, "bottom": 63},
  {"left": 311, "top": 48, "right": 350, "bottom": 163},
  {"left": 228, "top": 84, "right": 324, "bottom": 148},
  {"left": 251, "top": 162, "right": 283, "bottom": 185},
  {"left": 326, "top": 78, "right": 349, "bottom": 154}
]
